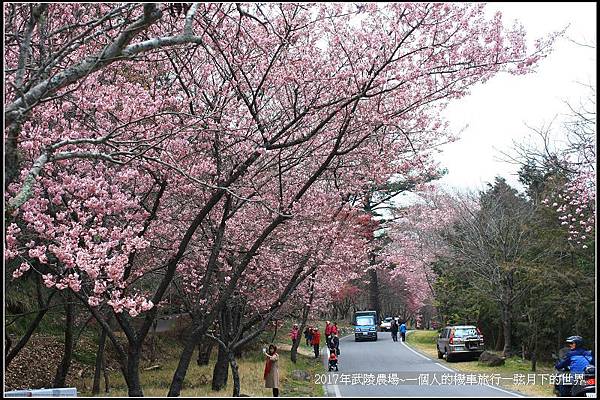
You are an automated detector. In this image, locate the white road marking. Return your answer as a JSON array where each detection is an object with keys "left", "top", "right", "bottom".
[
  {"left": 435, "top": 362, "right": 455, "bottom": 372},
  {"left": 321, "top": 340, "right": 342, "bottom": 398},
  {"left": 400, "top": 340, "right": 431, "bottom": 361},
  {"left": 402, "top": 331, "right": 523, "bottom": 398},
  {"left": 334, "top": 330, "right": 524, "bottom": 397},
  {"left": 333, "top": 383, "right": 342, "bottom": 397}
]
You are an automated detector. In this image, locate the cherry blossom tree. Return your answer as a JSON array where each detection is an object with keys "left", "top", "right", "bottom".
[
  {"left": 384, "top": 184, "right": 458, "bottom": 317},
  {"left": 5, "top": 3, "right": 557, "bottom": 397},
  {"left": 4, "top": 4, "right": 222, "bottom": 198},
  {"left": 543, "top": 94, "right": 596, "bottom": 248},
  {"left": 505, "top": 88, "right": 596, "bottom": 248},
  {"left": 331, "top": 283, "right": 362, "bottom": 321},
  {"left": 192, "top": 206, "right": 370, "bottom": 396}
]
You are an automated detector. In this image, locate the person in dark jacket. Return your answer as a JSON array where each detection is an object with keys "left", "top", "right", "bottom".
[
  {"left": 330, "top": 332, "right": 340, "bottom": 355},
  {"left": 390, "top": 319, "right": 399, "bottom": 342},
  {"left": 304, "top": 326, "right": 312, "bottom": 347},
  {"left": 555, "top": 335, "right": 594, "bottom": 396}
]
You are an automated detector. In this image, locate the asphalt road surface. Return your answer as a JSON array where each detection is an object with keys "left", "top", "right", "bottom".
[{"left": 321, "top": 332, "right": 524, "bottom": 397}]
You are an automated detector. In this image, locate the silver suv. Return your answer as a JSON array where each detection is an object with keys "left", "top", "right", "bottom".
[{"left": 436, "top": 325, "right": 484, "bottom": 362}]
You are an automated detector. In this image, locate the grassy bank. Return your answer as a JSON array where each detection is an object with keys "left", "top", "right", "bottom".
[
  {"left": 80, "top": 330, "right": 324, "bottom": 397},
  {"left": 8, "top": 316, "right": 333, "bottom": 396},
  {"left": 406, "top": 330, "right": 556, "bottom": 397}
]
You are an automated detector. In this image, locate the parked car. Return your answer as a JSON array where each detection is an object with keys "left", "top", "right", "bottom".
[
  {"left": 436, "top": 325, "right": 484, "bottom": 362},
  {"left": 380, "top": 317, "right": 394, "bottom": 332}
]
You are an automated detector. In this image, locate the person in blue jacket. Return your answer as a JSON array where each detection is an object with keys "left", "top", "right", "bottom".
[
  {"left": 399, "top": 321, "right": 407, "bottom": 342},
  {"left": 555, "top": 335, "right": 594, "bottom": 396}
]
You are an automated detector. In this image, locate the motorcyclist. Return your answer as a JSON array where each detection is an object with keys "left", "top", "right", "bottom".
[{"left": 555, "top": 335, "right": 594, "bottom": 396}]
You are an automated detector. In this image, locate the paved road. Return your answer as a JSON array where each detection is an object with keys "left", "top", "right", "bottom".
[{"left": 321, "top": 332, "right": 524, "bottom": 397}]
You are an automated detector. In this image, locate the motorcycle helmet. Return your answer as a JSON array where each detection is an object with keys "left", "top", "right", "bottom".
[{"left": 565, "top": 335, "right": 584, "bottom": 348}]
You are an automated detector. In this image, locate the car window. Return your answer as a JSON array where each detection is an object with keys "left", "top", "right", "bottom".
[
  {"left": 384, "top": 318, "right": 393, "bottom": 322},
  {"left": 454, "top": 328, "right": 478, "bottom": 338},
  {"left": 356, "top": 316, "right": 374, "bottom": 326},
  {"left": 441, "top": 328, "right": 448, "bottom": 338}
]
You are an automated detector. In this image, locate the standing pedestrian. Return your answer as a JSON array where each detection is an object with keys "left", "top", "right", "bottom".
[
  {"left": 289, "top": 323, "right": 300, "bottom": 345},
  {"left": 304, "top": 326, "right": 312, "bottom": 347},
  {"left": 325, "top": 321, "right": 332, "bottom": 348},
  {"left": 400, "top": 321, "right": 407, "bottom": 342},
  {"left": 390, "top": 319, "right": 398, "bottom": 342},
  {"left": 263, "top": 344, "right": 280, "bottom": 397},
  {"left": 332, "top": 322, "right": 339, "bottom": 336},
  {"left": 328, "top": 348, "right": 339, "bottom": 371},
  {"left": 331, "top": 332, "right": 340, "bottom": 355},
  {"left": 311, "top": 328, "right": 321, "bottom": 358}
]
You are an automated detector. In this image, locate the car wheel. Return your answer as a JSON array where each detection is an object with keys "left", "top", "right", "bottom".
[
  {"left": 437, "top": 346, "right": 443, "bottom": 359},
  {"left": 445, "top": 350, "right": 453, "bottom": 362}
]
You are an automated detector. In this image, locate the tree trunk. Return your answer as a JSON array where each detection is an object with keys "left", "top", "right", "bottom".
[
  {"left": 290, "top": 338, "right": 300, "bottom": 364},
  {"left": 92, "top": 327, "right": 107, "bottom": 395},
  {"left": 167, "top": 330, "right": 198, "bottom": 397},
  {"left": 530, "top": 349, "right": 537, "bottom": 372},
  {"left": 6, "top": 282, "right": 55, "bottom": 367},
  {"left": 501, "top": 304, "right": 512, "bottom": 357},
  {"left": 5, "top": 332, "right": 12, "bottom": 357},
  {"left": 342, "top": 301, "right": 351, "bottom": 320},
  {"left": 291, "top": 307, "right": 309, "bottom": 364},
  {"left": 103, "top": 349, "right": 111, "bottom": 394},
  {"left": 292, "top": 274, "right": 315, "bottom": 363},
  {"left": 495, "top": 324, "right": 503, "bottom": 351},
  {"left": 211, "top": 344, "right": 229, "bottom": 391},
  {"left": 197, "top": 336, "right": 214, "bottom": 366},
  {"left": 228, "top": 351, "right": 241, "bottom": 397},
  {"left": 233, "top": 342, "right": 243, "bottom": 359},
  {"left": 126, "top": 345, "right": 144, "bottom": 397},
  {"left": 530, "top": 322, "right": 538, "bottom": 372},
  {"left": 53, "top": 292, "right": 74, "bottom": 388},
  {"left": 368, "top": 268, "right": 381, "bottom": 319},
  {"left": 5, "top": 121, "right": 21, "bottom": 190},
  {"left": 149, "top": 320, "right": 157, "bottom": 363},
  {"left": 270, "top": 319, "right": 278, "bottom": 343}
]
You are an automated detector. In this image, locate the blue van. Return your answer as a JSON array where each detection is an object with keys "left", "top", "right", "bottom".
[{"left": 353, "top": 310, "right": 378, "bottom": 341}]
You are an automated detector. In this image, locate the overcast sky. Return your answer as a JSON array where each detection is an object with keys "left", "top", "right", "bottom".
[{"left": 433, "top": 2, "right": 597, "bottom": 194}]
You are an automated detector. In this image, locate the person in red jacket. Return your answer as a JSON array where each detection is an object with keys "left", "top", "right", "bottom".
[
  {"left": 331, "top": 322, "right": 339, "bottom": 336},
  {"left": 328, "top": 348, "right": 339, "bottom": 371},
  {"left": 311, "top": 328, "right": 321, "bottom": 358},
  {"left": 324, "top": 321, "right": 332, "bottom": 348},
  {"left": 289, "top": 323, "right": 300, "bottom": 345}
]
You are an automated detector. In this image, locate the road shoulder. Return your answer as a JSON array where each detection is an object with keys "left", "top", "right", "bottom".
[{"left": 405, "top": 330, "right": 557, "bottom": 397}]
